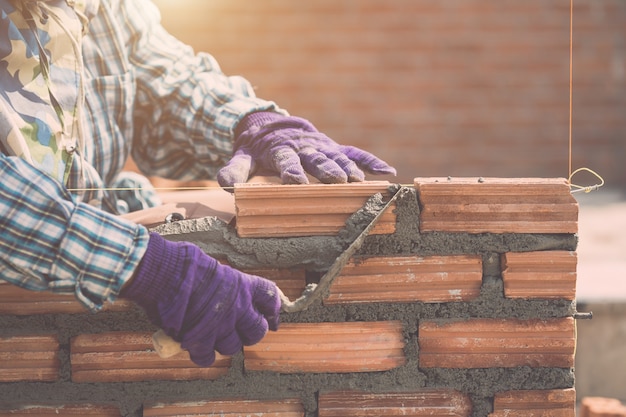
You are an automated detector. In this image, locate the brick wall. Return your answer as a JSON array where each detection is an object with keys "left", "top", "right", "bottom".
[
  {"left": 0, "top": 178, "right": 580, "bottom": 416},
  {"left": 150, "top": 0, "right": 626, "bottom": 188}
]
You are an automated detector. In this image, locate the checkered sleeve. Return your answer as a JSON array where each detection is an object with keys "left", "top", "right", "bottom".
[
  {"left": 0, "top": 155, "right": 150, "bottom": 312},
  {"left": 106, "top": 0, "right": 287, "bottom": 180}
]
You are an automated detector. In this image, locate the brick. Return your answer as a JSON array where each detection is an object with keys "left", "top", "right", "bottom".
[
  {"left": 0, "top": 334, "right": 59, "bottom": 382},
  {"left": 70, "top": 332, "right": 230, "bottom": 383},
  {"left": 143, "top": 399, "right": 304, "bottom": 416},
  {"left": 325, "top": 254, "right": 482, "bottom": 304},
  {"left": 489, "top": 389, "right": 576, "bottom": 417},
  {"left": 580, "top": 397, "right": 626, "bottom": 417},
  {"left": 244, "top": 321, "right": 405, "bottom": 373},
  {"left": 501, "top": 251, "right": 577, "bottom": 300},
  {"left": 233, "top": 181, "right": 396, "bottom": 237},
  {"left": 414, "top": 177, "right": 578, "bottom": 234},
  {"left": 418, "top": 317, "right": 575, "bottom": 368},
  {"left": 318, "top": 389, "right": 472, "bottom": 416},
  {"left": 0, "top": 280, "right": 132, "bottom": 315},
  {"left": 238, "top": 266, "right": 307, "bottom": 302},
  {"left": 0, "top": 404, "right": 121, "bottom": 416}
]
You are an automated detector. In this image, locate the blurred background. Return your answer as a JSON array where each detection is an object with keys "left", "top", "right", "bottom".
[
  {"left": 151, "top": 0, "right": 625, "bottom": 188},
  {"left": 150, "top": 0, "right": 626, "bottom": 406}
]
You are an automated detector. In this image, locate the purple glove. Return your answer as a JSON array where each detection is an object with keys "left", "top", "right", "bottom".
[
  {"left": 217, "top": 112, "right": 397, "bottom": 188},
  {"left": 120, "top": 232, "right": 281, "bottom": 366}
]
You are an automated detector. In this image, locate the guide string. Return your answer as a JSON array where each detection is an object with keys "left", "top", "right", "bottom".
[{"left": 567, "top": 0, "right": 604, "bottom": 194}]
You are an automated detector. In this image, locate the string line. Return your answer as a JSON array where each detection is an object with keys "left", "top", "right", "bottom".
[
  {"left": 569, "top": 0, "right": 574, "bottom": 179},
  {"left": 566, "top": 0, "right": 604, "bottom": 194}
]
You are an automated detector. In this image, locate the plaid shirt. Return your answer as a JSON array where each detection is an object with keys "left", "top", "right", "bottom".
[{"left": 0, "top": 0, "right": 281, "bottom": 311}]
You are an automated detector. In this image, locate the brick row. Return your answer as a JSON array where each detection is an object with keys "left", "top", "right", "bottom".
[
  {"left": 418, "top": 318, "right": 575, "bottom": 368},
  {"left": 0, "top": 280, "right": 132, "bottom": 315},
  {"left": 143, "top": 399, "right": 304, "bottom": 416},
  {"left": 318, "top": 389, "right": 472, "bottom": 416},
  {"left": 233, "top": 181, "right": 396, "bottom": 237},
  {"left": 580, "top": 397, "right": 626, "bottom": 417},
  {"left": 501, "top": 251, "right": 577, "bottom": 300},
  {"left": 0, "top": 404, "right": 121, "bottom": 416},
  {"left": 414, "top": 177, "right": 578, "bottom": 234},
  {"left": 244, "top": 321, "right": 406, "bottom": 373},
  {"left": 326, "top": 254, "right": 483, "bottom": 304},
  {"left": 0, "top": 334, "right": 59, "bottom": 382},
  {"left": 70, "top": 332, "right": 230, "bottom": 383},
  {"left": 489, "top": 389, "right": 576, "bottom": 417}
]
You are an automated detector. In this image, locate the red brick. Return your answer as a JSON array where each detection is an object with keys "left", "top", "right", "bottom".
[
  {"left": 0, "top": 334, "right": 59, "bottom": 382},
  {"left": 501, "top": 251, "right": 577, "bottom": 300},
  {"left": 233, "top": 182, "right": 396, "bottom": 238},
  {"left": 414, "top": 177, "right": 578, "bottom": 234},
  {"left": 238, "top": 266, "right": 307, "bottom": 302},
  {"left": 326, "top": 254, "right": 482, "bottom": 304},
  {"left": 418, "top": 318, "right": 575, "bottom": 368},
  {"left": 0, "top": 281, "right": 132, "bottom": 315},
  {"left": 244, "top": 321, "right": 405, "bottom": 373},
  {"left": 489, "top": 389, "right": 576, "bottom": 416},
  {"left": 70, "top": 332, "right": 230, "bottom": 383},
  {"left": 0, "top": 404, "right": 121, "bottom": 416},
  {"left": 318, "top": 390, "right": 472, "bottom": 416},
  {"left": 143, "top": 399, "right": 304, "bottom": 417},
  {"left": 580, "top": 397, "right": 626, "bottom": 417}
]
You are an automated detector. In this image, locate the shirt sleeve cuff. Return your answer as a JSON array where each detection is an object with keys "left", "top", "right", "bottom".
[{"left": 48, "top": 202, "right": 150, "bottom": 312}]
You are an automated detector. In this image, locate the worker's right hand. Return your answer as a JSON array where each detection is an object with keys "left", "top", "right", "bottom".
[{"left": 119, "top": 232, "right": 281, "bottom": 366}]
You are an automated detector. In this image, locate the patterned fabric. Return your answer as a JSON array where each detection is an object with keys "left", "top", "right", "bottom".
[{"left": 0, "top": 0, "right": 283, "bottom": 310}]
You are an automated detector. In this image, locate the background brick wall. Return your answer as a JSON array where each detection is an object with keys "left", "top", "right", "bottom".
[{"left": 151, "top": 0, "right": 626, "bottom": 188}]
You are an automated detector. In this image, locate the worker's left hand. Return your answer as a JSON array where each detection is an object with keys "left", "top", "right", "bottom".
[{"left": 217, "top": 112, "right": 396, "bottom": 188}]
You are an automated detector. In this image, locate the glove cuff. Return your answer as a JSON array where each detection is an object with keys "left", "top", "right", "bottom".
[
  {"left": 234, "top": 111, "right": 285, "bottom": 138},
  {"left": 234, "top": 112, "right": 319, "bottom": 142},
  {"left": 120, "top": 232, "right": 186, "bottom": 312}
]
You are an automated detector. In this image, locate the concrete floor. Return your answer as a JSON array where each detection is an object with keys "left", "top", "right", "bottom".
[{"left": 574, "top": 188, "right": 626, "bottom": 403}]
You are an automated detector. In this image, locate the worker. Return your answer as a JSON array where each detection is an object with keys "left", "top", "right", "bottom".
[{"left": 0, "top": 0, "right": 396, "bottom": 366}]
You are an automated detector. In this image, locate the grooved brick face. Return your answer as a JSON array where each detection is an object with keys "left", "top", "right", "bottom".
[
  {"left": 0, "top": 280, "right": 132, "bottom": 315},
  {"left": 0, "top": 404, "right": 121, "bottom": 416},
  {"left": 414, "top": 177, "right": 578, "bottom": 234},
  {"left": 501, "top": 251, "right": 577, "bottom": 300},
  {"left": 233, "top": 182, "right": 396, "bottom": 237},
  {"left": 418, "top": 318, "right": 576, "bottom": 368},
  {"left": 70, "top": 332, "right": 230, "bottom": 383},
  {"left": 318, "top": 390, "right": 472, "bottom": 417},
  {"left": 489, "top": 389, "right": 576, "bottom": 417},
  {"left": 143, "top": 399, "right": 304, "bottom": 417},
  {"left": 327, "top": 254, "right": 483, "bottom": 304},
  {"left": 244, "top": 321, "right": 406, "bottom": 373},
  {"left": 0, "top": 334, "right": 59, "bottom": 382}
]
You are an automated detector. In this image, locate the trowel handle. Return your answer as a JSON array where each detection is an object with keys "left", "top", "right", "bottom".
[{"left": 152, "top": 329, "right": 183, "bottom": 358}]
